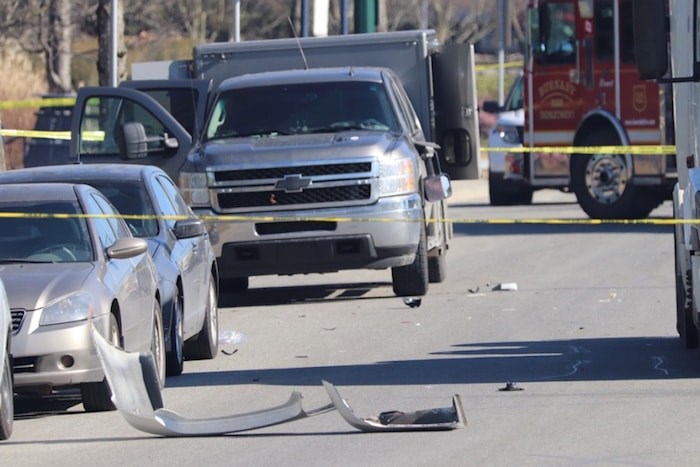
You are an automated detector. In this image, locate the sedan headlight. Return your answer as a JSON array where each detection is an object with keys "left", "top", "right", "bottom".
[
  {"left": 40, "top": 291, "right": 95, "bottom": 326},
  {"left": 378, "top": 157, "right": 417, "bottom": 197},
  {"left": 179, "top": 171, "right": 210, "bottom": 207},
  {"left": 494, "top": 125, "right": 521, "bottom": 145}
]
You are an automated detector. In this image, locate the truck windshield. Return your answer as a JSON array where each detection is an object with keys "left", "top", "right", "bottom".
[{"left": 204, "top": 81, "right": 400, "bottom": 140}]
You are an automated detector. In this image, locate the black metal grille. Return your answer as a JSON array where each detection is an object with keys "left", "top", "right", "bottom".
[
  {"left": 218, "top": 185, "right": 371, "bottom": 209},
  {"left": 11, "top": 310, "right": 24, "bottom": 334},
  {"left": 13, "top": 356, "right": 36, "bottom": 373},
  {"left": 214, "top": 163, "right": 372, "bottom": 182}
]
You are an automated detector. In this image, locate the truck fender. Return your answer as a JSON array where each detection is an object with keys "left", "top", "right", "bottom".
[{"left": 573, "top": 109, "right": 633, "bottom": 178}]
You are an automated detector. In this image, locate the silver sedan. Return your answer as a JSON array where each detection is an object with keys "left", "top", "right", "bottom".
[{"left": 0, "top": 183, "right": 164, "bottom": 412}]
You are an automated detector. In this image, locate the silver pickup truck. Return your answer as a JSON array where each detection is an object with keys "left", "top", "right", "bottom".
[
  {"left": 66, "top": 30, "right": 482, "bottom": 297},
  {"left": 176, "top": 67, "right": 451, "bottom": 297}
]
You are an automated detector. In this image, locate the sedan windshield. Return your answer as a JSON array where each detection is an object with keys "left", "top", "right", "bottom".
[
  {"left": 0, "top": 201, "right": 93, "bottom": 263},
  {"left": 205, "top": 81, "right": 400, "bottom": 140}
]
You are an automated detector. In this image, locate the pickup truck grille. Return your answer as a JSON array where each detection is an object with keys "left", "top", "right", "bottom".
[
  {"left": 210, "top": 160, "right": 377, "bottom": 212},
  {"left": 218, "top": 185, "right": 371, "bottom": 209},
  {"left": 214, "top": 162, "right": 373, "bottom": 182}
]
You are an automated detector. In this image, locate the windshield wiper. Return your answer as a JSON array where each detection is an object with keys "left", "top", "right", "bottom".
[
  {"left": 0, "top": 258, "right": 56, "bottom": 264},
  {"left": 235, "top": 129, "right": 293, "bottom": 138}
]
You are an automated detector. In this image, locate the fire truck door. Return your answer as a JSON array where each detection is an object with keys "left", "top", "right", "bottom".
[{"left": 527, "top": 0, "right": 583, "bottom": 185}]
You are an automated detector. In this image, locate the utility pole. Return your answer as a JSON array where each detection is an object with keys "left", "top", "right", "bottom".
[
  {"left": 498, "top": 0, "right": 507, "bottom": 106},
  {"left": 232, "top": 0, "right": 241, "bottom": 42},
  {"left": 110, "top": 0, "right": 117, "bottom": 87},
  {"left": 354, "top": 0, "right": 376, "bottom": 33},
  {"left": 341, "top": 0, "right": 349, "bottom": 34}
]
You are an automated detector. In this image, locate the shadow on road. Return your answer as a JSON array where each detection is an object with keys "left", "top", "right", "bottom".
[
  {"left": 219, "top": 281, "right": 395, "bottom": 308},
  {"left": 14, "top": 391, "right": 83, "bottom": 419},
  {"left": 452, "top": 219, "right": 673, "bottom": 237},
  {"left": 168, "top": 335, "right": 700, "bottom": 389}
]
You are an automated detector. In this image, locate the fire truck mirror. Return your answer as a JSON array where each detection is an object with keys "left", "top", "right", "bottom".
[
  {"left": 440, "top": 129, "right": 472, "bottom": 167},
  {"left": 632, "top": 0, "right": 669, "bottom": 80}
]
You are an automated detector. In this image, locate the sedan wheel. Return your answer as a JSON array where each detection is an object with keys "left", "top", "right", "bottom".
[
  {"left": 165, "top": 294, "right": 184, "bottom": 377},
  {"left": 185, "top": 275, "right": 219, "bottom": 360},
  {"left": 0, "top": 350, "right": 13, "bottom": 440},
  {"left": 81, "top": 314, "right": 119, "bottom": 412},
  {"left": 151, "top": 301, "right": 166, "bottom": 388}
]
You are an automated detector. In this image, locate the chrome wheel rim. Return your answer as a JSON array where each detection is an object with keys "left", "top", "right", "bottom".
[{"left": 584, "top": 154, "right": 628, "bottom": 204}]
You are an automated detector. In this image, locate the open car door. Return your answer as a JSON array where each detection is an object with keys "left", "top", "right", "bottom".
[{"left": 69, "top": 80, "right": 208, "bottom": 181}]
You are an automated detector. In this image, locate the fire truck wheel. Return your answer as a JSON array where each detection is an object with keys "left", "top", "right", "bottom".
[
  {"left": 488, "top": 173, "right": 533, "bottom": 206},
  {"left": 571, "top": 131, "right": 656, "bottom": 219}
]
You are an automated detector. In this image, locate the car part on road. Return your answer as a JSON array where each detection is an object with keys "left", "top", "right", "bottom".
[
  {"left": 322, "top": 380, "right": 466, "bottom": 431},
  {"left": 92, "top": 323, "right": 467, "bottom": 436}
]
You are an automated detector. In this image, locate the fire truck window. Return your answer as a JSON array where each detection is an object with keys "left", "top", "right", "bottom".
[
  {"left": 534, "top": 3, "right": 576, "bottom": 66},
  {"left": 595, "top": 0, "right": 635, "bottom": 63}
]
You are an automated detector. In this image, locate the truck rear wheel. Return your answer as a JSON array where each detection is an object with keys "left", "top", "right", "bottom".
[
  {"left": 571, "top": 131, "right": 656, "bottom": 219},
  {"left": 392, "top": 224, "right": 429, "bottom": 297}
]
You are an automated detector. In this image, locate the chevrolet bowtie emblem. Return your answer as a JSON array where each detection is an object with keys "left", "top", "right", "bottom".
[{"left": 274, "top": 174, "right": 312, "bottom": 192}]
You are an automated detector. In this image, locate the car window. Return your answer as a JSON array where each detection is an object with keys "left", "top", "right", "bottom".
[
  {"left": 155, "top": 175, "right": 192, "bottom": 216},
  {"left": 0, "top": 200, "right": 93, "bottom": 263},
  {"left": 89, "top": 181, "right": 159, "bottom": 238},
  {"left": 92, "top": 194, "right": 131, "bottom": 239},
  {"left": 149, "top": 176, "right": 178, "bottom": 230}
]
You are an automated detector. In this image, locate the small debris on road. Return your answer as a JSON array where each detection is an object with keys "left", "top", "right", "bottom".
[
  {"left": 499, "top": 382, "right": 524, "bottom": 392},
  {"left": 403, "top": 297, "right": 422, "bottom": 308},
  {"left": 493, "top": 282, "right": 518, "bottom": 292}
]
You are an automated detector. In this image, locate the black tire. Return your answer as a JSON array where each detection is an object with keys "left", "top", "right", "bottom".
[
  {"left": 0, "top": 350, "right": 13, "bottom": 440},
  {"left": 570, "top": 130, "right": 656, "bottom": 219},
  {"left": 185, "top": 275, "right": 219, "bottom": 360},
  {"left": 151, "top": 301, "right": 166, "bottom": 388},
  {"left": 165, "top": 294, "right": 184, "bottom": 377},
  {"left": 428, "top": 253, "right": 447, "bottom": 283},
  {"left": 679, "top": 270, "right": 699, "bottom": 349},
  {"left": 489, "top": 172, "right": 533, "bottom": 206},
  {"left": 392, "top": 223, "right": 429, "bottom": 297},
  {"left": 81, "top": 314, "right": 119, "bottom": 412}
]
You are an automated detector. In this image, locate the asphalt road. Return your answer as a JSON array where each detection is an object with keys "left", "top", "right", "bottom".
[{"left": 5, "top": 180, "right": 696, "bottom": 467}]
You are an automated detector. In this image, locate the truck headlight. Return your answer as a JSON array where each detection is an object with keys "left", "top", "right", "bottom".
[
  {"left": 494, "top": 125, "right": 521, "bottom": 145},
  {"left": 40, "top": 291, "right": 95, "bottom": 326},
  {"left": 378, "top": 157, "right": 417, "bottom": 197},
  {"left": 179, "top": 172, "right": 210, "bottom": 207}
]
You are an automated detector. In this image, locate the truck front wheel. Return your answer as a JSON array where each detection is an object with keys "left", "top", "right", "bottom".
[
  {"left": 392, "top": 223, "right": 429, "bottom": 297},
  {"left": 571, "top": 131, "right": 656, "bottom": 219}
]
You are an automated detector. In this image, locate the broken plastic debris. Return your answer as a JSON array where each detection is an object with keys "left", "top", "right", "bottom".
[
  {"left": 322, "top": 381, "right": 466, "bottom": 431},
  {"left": 499, "top": 382, "right": 524, "bottom": 392},
  {"left": 219, "top": 329, "right": 247, "bottom": 345},
  {"left": 403, "top": 297, "right": 422, "bottom": 308},
  {"left": 493, "top": 282, "right": 518, "bottom": 292}
]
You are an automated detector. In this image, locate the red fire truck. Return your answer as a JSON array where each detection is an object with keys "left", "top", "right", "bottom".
[{"left": 499, "top": 0, "right": 676, "bottom": 218}]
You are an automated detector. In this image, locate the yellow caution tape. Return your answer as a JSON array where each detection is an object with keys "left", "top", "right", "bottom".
[
  {"left": 475, "top": 61, "right": 523, "bottom": 72},
  {"left": 0, "top": 211, "right": 685, "bottom": 225},
  {"left": 483, "top": 145, "right": 677, "bottom": 155},
  {"left": 0, "top": 129, "right": 104, "bottom": 141},
  {"left": 0, "top": 97, "right": 76, "bottom": 110}
]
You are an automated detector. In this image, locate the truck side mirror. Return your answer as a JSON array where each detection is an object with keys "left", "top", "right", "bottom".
[
  {"left": 632, "top": 0, "right": 669, "bottom": 80},
  {"left": 119, "top": 121, "right": 149, "bottom": 159},
  {"left": 441, "top": 129, "right": 472, "bottom": 167},
  {"left": 423, "top": 174, "right": 452, "bottom": 202},
  {"left": 118, "top": 122, "right": 180, "bottom": 160}
]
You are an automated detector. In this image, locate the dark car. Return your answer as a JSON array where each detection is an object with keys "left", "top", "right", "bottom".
[{"left": 0, "top": 164, "right": 219, "bottom": 376}]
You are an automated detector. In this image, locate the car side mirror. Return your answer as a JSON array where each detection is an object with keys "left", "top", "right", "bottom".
[
  {"left": 118, "top": 122, "right": 180, "bottom": 160},
  {"left": 107, "top": 237, "right": 149, "bottom": 259},
  {"left": 424, "top": 174, "right": 452, "bottom": 202},
  {"left": 173, "top": 218, "right": 206, "bottom": 239}
]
